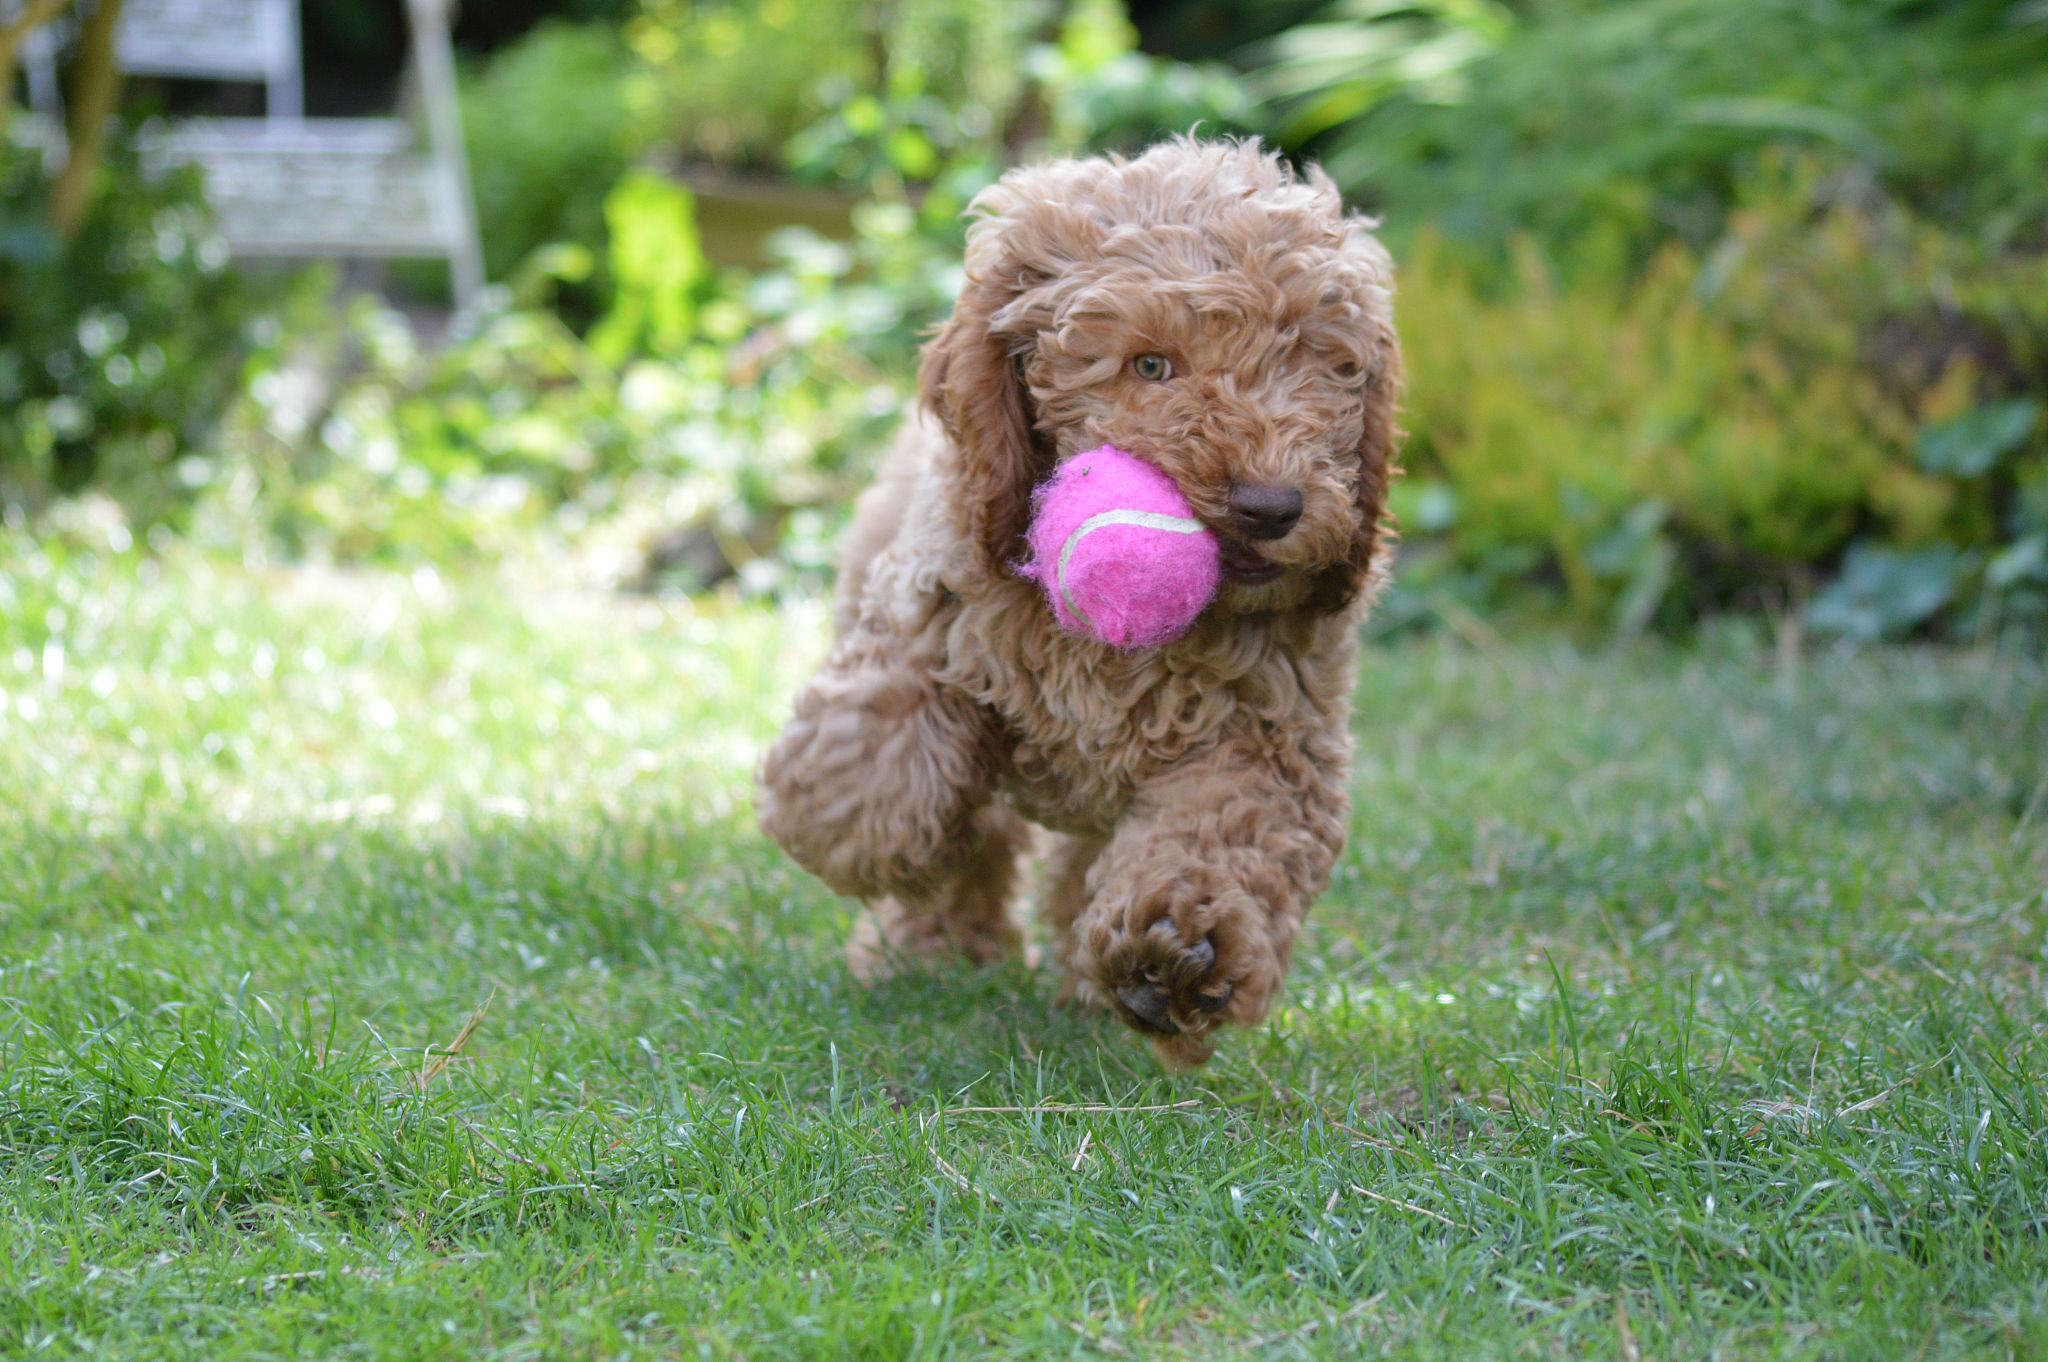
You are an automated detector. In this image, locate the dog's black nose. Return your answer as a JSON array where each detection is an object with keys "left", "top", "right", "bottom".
[{"left": 1228, "top": 484, "right": 1304, "bottom": 541}]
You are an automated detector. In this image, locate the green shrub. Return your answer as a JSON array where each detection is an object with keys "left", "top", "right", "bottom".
[
  {"left": 460, "top": 22, "right": 641, "bottom": 285},
  {"left": 207, "top": 174, "right": 957, "bottom": 578},
  {"left": 1028, "top": 0, "right": 1257, "bottom": 156},
  {"left": 1268, "top": 0, "right": 2048, "bottom": 263},
  {"left": 0, "top": 140, "right": 278, "bottom": 531},
  {"left": 629, "top": 0, "right": 1053, "bottom": 172},
  {"left": 1131, "top": 0, "right": 1327, "bottom": 62},
  {"left": 1393, "top": 159, "right": 2048, "bottom": 638},
  {"left": 1230, "top": 0, "right": 2048, "bottom": 639},
  {"left": 1242, "top": 0, "right": 1512, "bottom": 151},
  {"left": 783, "top": 0, "right": 1253, "bottom": 213}
]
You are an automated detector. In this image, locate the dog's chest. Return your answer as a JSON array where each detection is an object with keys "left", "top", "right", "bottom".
[
  {"left": 1003, "top": 660, "right": 1232, "bottom": 833},
  {"left": 939, "top": 597, "right": 1299, "bottom": 836}
]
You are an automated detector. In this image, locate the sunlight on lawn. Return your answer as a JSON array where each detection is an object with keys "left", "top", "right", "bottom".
[{"left": 0, "top": 555, "right": 825, "bottom": 836}]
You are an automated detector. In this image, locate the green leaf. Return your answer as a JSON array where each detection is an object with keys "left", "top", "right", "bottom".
[
  {"left": 842, "top": 96, "right": 885, "bottom": 138},
  {"left": 590, "top": 170, "right": 705, "bottom": 365},
  {"left": 883, "top": 127, "right": 940, "bottom": 181},
  {"left": 1916, "top": 399, "right": 2039, "bottom": 478},
  {"left": 1389, "top": 478, "right": 1460, "bottom": 535},
  {"left": 1807, "top": 542, "right": 1968, "bottom": 640},
  {"left": 1678, "top": 98, "right": 1887, "bottom": 162},
  {"left": 1986, "top": 535, "right": 2047, "bottom": 590}
]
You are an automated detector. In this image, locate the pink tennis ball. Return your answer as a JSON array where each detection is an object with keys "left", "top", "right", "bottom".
[{"left": 1022, "top": 446, "right": 1221, "bottom": 649}]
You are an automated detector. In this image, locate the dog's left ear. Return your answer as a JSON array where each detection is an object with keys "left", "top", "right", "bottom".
[
  {"left": 918, "top": 247, "right": 1049, "bottom": 578},
  {"left": 1309, "top": 228, "right": 1403, "bottom": 616}
]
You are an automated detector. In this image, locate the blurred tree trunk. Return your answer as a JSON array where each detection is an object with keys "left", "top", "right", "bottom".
[
  {"left": 49, "top": 0, "right": 122, "bottom": 236},
  {"left": 0, "top": 0, "right": 75, "bottom": 145}
]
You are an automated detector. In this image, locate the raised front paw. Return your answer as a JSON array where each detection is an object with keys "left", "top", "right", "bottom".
[
  {"left": 1088, "top": 895, "right": 1278, "bottom": 1068},
  {"left": 1113, "top": 926, "right": 1232, "bottom": 1033}
]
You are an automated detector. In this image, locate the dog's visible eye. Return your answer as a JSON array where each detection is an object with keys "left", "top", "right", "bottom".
[{"left": 1132, "top": 353, "right": 1172, "bottom": 382}]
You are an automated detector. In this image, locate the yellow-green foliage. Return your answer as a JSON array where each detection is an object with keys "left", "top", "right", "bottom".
[
  {"left": 1395, "top": 162, "right": 2048, "bottom": 628},
  {"left": 627, "top": 0, "right": 1050, "bottom": 169}
]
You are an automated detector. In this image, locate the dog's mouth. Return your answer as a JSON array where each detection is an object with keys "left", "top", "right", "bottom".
[{"left": 1218, "top": 539, "right": 1284, "bottom": 585}]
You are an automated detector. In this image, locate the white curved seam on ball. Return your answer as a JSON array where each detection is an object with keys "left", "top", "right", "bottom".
[{"left": 1055, "top": 509, "right": 1207, "bottom": 632}]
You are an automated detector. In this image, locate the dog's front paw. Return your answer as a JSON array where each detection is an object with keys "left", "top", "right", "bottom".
[
  {"left": 1113, "top": 926, "right": 1232, "bottom": 1034},
  {"left": 1089, "top": 892, "right": 1278, "bottom": 1068}
]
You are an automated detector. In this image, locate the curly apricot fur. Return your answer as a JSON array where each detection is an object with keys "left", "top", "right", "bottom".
[{"left": 756, "top": 138, "right": 1401, "bottom": 1067}]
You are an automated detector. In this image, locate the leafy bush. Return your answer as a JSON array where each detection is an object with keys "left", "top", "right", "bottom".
[
  {"left": 1045, "top": 46, "right": 1255, "bottom": 154},
  {"left": 205, "top": 173, "right": 959, "bottom": 583},
  {"left": 1130, "top": 0, "right": 1328, "bottom": 62},
  {"left": 1256, "top": 0, "right": 2048, "bottom": 263},
  {"left": 629, "top": 0, "right": 1054, "bottom": 172},
  {"left": 459, "top": 21, "right": 640, "bottom": 286},
  {"left": 1243, "top": 0, "right": 1511, "bottom": 149},
  {"left": 1028, "top": 0, "right": 1256, "bottom": 156},
  {"left": 1226, "top": 2, "right": 2048, "bottom": 639},
  {"left": 784, "top": 0, "right": 1253, "bottom": 212},
  {"left": 1392, "top": 158, "right": 2048, "bottom": 639},
  {"left": 0, "top": 139, "right": 278, "bottom": 531}
]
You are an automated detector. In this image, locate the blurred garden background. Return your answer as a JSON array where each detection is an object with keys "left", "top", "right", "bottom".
[{"left": 4, "top": 0, "right": 2046, "bottom": 641}]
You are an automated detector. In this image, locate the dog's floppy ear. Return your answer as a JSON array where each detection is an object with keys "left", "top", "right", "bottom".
[
  {"left": 1309, "top": 232, "right": 1403, "bottom": 617},
  {"left": 918, "top": 249, "right": 1049, "bottom": 577}
]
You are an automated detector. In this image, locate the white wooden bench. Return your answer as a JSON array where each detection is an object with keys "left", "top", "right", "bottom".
[{"left": 12, "top": 0, "right": 483, "bottom": 311}]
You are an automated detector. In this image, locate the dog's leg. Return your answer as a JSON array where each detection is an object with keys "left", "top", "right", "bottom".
[
  {"left": 757, "top": 654, "right": 1021, "bottom": 971},
  {"left": 1074, "top": 736, "right": 1350, "bottom": 1068},
  {"left": 846, "top": 804, "right": 1029, "bottom": 978},
  {"left": 1038, "top": 833, "right": 1106, "bottom": 1002}
]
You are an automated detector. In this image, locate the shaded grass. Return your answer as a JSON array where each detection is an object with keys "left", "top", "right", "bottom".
[{"left": 1, "top": 546, "right": 2045, "bottom": 1358}]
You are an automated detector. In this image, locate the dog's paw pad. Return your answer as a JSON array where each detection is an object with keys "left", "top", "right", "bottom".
[
  {"left": 1111, "top": 918, "right": 1233, "bottom": 1035},
  {"left": 1116, "top": 981, "right": 1179, "bottom": 1034}
]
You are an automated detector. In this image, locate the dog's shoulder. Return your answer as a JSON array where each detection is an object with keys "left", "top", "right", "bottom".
[{"left": 830, "top": 412, "right": 979, "bottom": 643}]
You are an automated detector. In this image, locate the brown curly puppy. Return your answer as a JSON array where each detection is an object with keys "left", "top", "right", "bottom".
[{"left": 757, "top": 138, "right": 1400, "bottom": 1067}]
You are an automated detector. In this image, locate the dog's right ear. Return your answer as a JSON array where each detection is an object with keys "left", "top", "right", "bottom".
[{"left": 918, "top": 251, "right": 1048, "bottom": 578}]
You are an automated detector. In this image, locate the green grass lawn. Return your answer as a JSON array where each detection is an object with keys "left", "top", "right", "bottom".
[{"left": 2, "top": 544, "right": 2045, "bottom": 1360}]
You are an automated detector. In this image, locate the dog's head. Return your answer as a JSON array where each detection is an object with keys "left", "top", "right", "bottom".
[{"left": 919, "top": 138, "right": 1400, "bottom": 619}]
